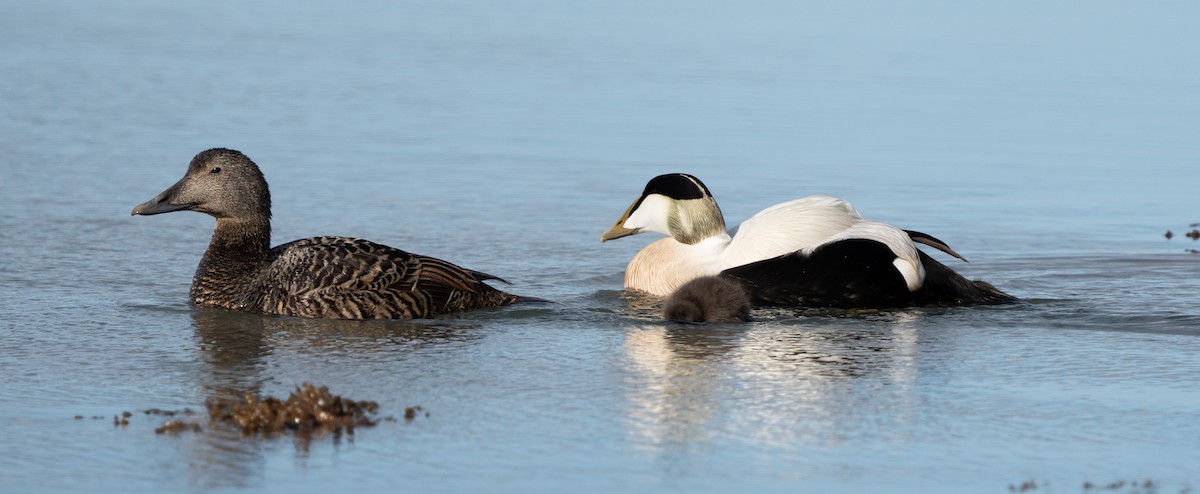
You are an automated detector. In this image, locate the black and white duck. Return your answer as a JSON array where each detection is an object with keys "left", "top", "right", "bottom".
[
  {"left": 601, "top": 173, "right": 1015, "bottom": 308},
  {"left": 132, "top": 148, "right": 534, "bottom": 319}
]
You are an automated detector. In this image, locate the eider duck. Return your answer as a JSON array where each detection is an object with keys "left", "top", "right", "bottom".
[
  {"left": 663, "top": 275, "right": 752, "bottom": 323},
  {"left": 601, "top": 173, "right": 1015, "bottom": 308},
  {"left": 132, "top": 148, "right": 533, "bottom": 320}
]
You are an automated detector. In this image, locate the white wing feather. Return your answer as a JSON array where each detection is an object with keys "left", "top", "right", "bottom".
[{"left": 720, "top": 195, "right": 863, "bottom": 269}]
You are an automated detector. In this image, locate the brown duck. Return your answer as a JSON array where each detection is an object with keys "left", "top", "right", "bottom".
[{"left": 132, "top": 148, "right": 533, "bottom": 319}]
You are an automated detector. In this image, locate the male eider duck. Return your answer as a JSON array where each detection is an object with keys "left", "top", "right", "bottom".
[
  {"left": 663, "top": 276, "right": 752, "bottom": 323},
  {"left": 132, "top": 148, "right": 533, "bottom": 320},
  {"left": 601, "top": 173, "right": 1015, "bottom": 308}
]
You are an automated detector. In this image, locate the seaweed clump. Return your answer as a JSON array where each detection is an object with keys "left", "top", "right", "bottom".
[
  {"left": 1164, "top": 224, "right": 1200, "bottom": 241},
  {"left": 156, "top": 420, "right": 202, "bottom": 434},
  {"left": 206, "top": 383, "right": 382, "bottom": 436}
]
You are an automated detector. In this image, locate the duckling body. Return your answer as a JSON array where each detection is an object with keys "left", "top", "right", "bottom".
[
  {"left": 662, "top": 275, "right": 752, "bottom": 323},
  {"left": 602, "top": 173, "right": 1014, "bottom": 308},
  {"left": 133, "top": 148, "right": 527, "bottom": 320}
]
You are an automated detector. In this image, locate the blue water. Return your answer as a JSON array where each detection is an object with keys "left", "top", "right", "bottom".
[{"left": 2, "top": 1, "right": 1198, "bottom": 493}]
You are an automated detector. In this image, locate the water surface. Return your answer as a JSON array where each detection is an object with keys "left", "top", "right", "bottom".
[{"left": 1, "top": 1, "right": 1198, "bottom": 493}]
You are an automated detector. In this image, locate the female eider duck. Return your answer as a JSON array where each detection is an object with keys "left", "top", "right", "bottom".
[
  {"left": 601, "top": 173, "right": 1015, "bottom": 308},
  {"left": 132, "top": 148, "right": 533, "bottom": 320}
]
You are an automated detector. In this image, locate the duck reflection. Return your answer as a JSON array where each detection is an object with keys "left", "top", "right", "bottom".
[
  {"left": 622, "top": 311, "right": 922, "bottom": 454},
  {"left": 623, "top": 324, "right": 746, "bottom": 449},
  {"left": 183, "top": 309, "right": 269, "bottom": 490},
  {"left": 192, "top": 309, "right": 271, "bottom": 401},
  {"left": 180, "top": 309, "right": 482, "bottom": 489}
]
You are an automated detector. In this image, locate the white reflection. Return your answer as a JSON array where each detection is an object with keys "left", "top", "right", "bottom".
[
  {"left": 623, "top": 324, "right": 744, "bottom": 450},
  {"left": 622, "top": 311, "right": 925, "bottom": 455}
]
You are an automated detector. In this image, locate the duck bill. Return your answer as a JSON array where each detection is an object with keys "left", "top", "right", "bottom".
[
  {"left": 131, "top": 178, "right": 193, "bottom": 216},
  {"left": 601, "top": 223, "right": 641, "bottom": 242},
  {"left": 600, "top": 200, "right": 642, "bottom": 242}
]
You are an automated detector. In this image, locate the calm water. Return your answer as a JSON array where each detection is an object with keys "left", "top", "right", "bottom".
[{"left": 2, "top": 1, "right": 1198, "bottom": 492}]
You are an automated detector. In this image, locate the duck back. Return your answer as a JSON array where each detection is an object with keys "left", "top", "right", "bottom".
[{"left": 249, "top": 236, "right": 523, "bottom": 319}]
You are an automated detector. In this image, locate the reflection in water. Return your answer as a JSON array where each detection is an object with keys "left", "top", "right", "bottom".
[
  {"left": 264, "top": 315, "right": 483, "bottom": 357},
  {"left": 623, "top": 325, "right": 745, "bottom": 450},
  {"left": 182, "top": 309, "right": 483, "bottom": 489},
  {"left": 623, "top": 312, "right": 923, "bottom": 455},
  {"left": 187, "top": 309, "right": 271, "bottom": 490},
  {"left": 728, "top": 313, "right": 921, "bottom": 449},
  {"left": 192, "top": 309, "right": 272, "bottom": 401},
  {"left": 618, "top": 290, "right": 669, "bottom": 321}
]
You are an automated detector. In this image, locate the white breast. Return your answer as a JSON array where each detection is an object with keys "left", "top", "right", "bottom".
[{"left": 624, "top": 237, "right": 729, "bottom": 296}]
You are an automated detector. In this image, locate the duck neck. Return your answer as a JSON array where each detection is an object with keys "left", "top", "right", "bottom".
[
  {"left": 191, "top": 217, "right": 272, "bottom": 308},
  {"left": 669, "top": 197, "right": 728, "bottom": 245}
]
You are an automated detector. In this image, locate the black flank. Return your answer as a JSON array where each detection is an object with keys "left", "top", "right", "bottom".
[{"left": 721, "top": 239, "right": 913, "bottom": 309}]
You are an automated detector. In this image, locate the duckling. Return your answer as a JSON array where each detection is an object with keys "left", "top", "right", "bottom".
[
  {"left": 662, "top": 276, "right": 751, "bottom": 323},
  {"left": 132, "top": 148, "right": 533, "bottom": 319},
  {"left": 602, "top": 173, "right": 1014, "bottom": 308}
]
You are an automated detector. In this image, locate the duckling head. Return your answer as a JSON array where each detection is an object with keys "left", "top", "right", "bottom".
[
  {"left": 662, "top": 275, "right": 751, "bottom": 323},
  {"left": 132, "top": 148, "right": 271, "bottom": 222},
  {"left": 601, "top": 173, "right": 726, "bottom": 245}
]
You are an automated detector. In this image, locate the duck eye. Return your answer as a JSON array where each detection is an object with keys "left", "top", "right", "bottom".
[{"left": 210, "top": 167, "right": 221, "bottom": 174}]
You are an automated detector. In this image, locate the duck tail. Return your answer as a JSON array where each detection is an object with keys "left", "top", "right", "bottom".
[
  {"left": 915, "top": 252, "right": 1018, "bottom": 306},
  {"left": 468, "top": 269, "right": 512, "bottom": 285},
  {"left": 511, "top": 294, "right": 551, "bottom": 305},
  {"left": 906, "top": 229, "right": 969, "bottom": 262}
]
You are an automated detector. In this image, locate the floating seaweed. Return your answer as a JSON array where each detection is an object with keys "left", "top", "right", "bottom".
[
  {"left": 127, "top": 384, "right": 412, "bottom": 443},
  {"left": 144, "top": 408, "right": 198, "bottom": 417},
  {"left": 1081, "top": 479, "right": 1160, "bottom": 493},
  {"left": 155, "top": 420, "right": 202, "bottom": 434},
  {"left": 1008, "top": 480, "right": 1040, "bottom": 492},
  {"left": 404, "top": 406, "right": 430, "bottom": 421},
  {"left": 206, "top": 383, "right": 384, "bottom": 436},
  {"left": 1163, "top": 225, "right": 1200, "bottom": 251},
  {"left": 1010, "top": 478, "right": 1166, "bottom": 493}
]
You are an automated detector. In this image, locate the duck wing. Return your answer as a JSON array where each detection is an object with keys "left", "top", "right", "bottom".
[
  {"left": 721, "top": 239, "right": 1016, "bottom": 308},
  {"left": 264, "top": 236, "right": 518, "bottom": 319},
  {"left": 722, "top": 195, "right": 863, "bottom": 267}
]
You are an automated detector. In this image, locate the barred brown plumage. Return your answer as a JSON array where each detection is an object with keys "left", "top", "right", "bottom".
[{"left": 133, "top": 148, "right": 536, "bottom": 320}]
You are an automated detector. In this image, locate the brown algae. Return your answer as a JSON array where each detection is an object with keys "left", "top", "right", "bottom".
[
  {"left": 130, "top": 384, "right": 408, "bottom": 439},
  {"left": 206, "top": 383, "right": 384, "bottom": 436},
  {"left": 155, "top": 420, "right": 202, "bottom": 434}
]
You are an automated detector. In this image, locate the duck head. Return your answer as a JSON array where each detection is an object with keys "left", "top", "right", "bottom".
[
  {"left": 131, "top": 148, "right": 271, "bottom": 221},
  {"left": 601, "top": 173, "right": 727, "bottom": 245}
]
